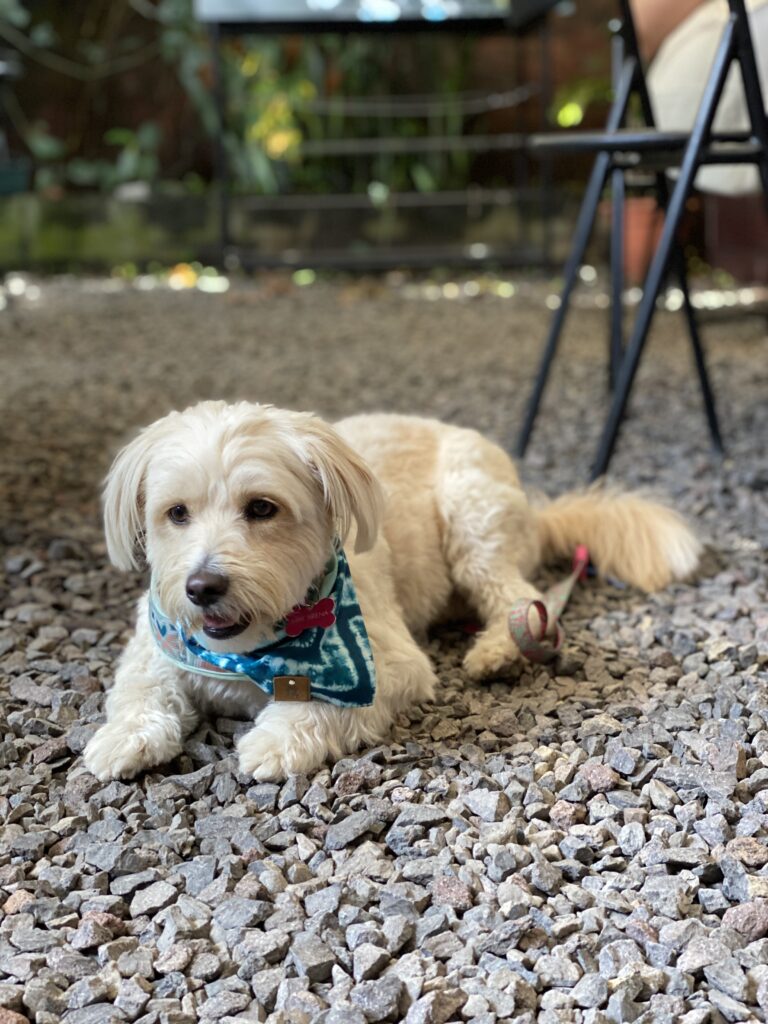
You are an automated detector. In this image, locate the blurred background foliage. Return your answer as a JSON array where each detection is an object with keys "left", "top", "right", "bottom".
[
  {"left": 0, "top": 0, "right": 619, "bottom": 197},
  {"left": 0, "top": 0, "right": 491, "bottom": 196},
  {"left": 0, "top": 0, "right": 632, "bottom": 270}
]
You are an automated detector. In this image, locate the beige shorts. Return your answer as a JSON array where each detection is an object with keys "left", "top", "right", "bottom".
[{"left": 647, "top": 0, "right": 768, "bottom": 194}]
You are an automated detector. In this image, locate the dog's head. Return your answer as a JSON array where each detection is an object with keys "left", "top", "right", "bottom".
[{"left": 104, "top": 401, "right": 383, "bottom": 650}]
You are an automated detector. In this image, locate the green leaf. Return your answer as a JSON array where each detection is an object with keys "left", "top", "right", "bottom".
[
  {"left": 246, "top": 145, "right": 279, "bottom": 193},
  {"left": 66, "top": 158, "right": 105, "bottom": 186},
  {"left": 26, "top": 124, "right": 66, "bottom": 161},
  {"left": 137, "top": 152, "right": 159, "bottom": 180},
  {"left": 136, "top": 121, "right": 160, "bottom": 151},
  {"left": 29, "top": 21, "right": 56, "bottom": 47},
  {"left": 78, "top": 41, "right": 107, "bottom": 65},
  {"left": 0, "top": 0, "right": 30, "bottom": 28},
  {"left": 104, "top": 127, "right": 136, "bottom": 148},
  {"left": 411, "top": 163, "right": 437, "bottom": 193},
  {"left": 34, "top": 165, "right": 60, "bottom": 191},
  {"left": 115, "top": 147, "right": 140, "bottom": 181}
]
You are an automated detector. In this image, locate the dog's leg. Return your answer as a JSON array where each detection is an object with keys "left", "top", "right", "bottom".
[
  {"left": 459, "top": 570, "right": 542, "bottom": 681},
  {"left": 237, "top": 701, "right": 354, "bottom": 781},
  {"left": 83, "top": 605, "right": 199, "bottom": 781},
  {"left": 437, "top": 433, "right": 543, "bottom": 681},
  {"left": 238, "top": 614, "right": 437, "bottom": 781}
]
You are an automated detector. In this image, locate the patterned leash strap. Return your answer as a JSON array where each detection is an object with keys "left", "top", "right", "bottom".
[{"left": 508, "top": 545, "right": 591, "bottom": 664}]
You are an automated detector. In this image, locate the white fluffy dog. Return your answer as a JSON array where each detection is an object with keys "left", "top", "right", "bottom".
[{"left": 84, "top": 401, "right": 701, "bottom": 783}]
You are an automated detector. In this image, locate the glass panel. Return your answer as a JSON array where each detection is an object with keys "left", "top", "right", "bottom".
[{"left": 195, "top": 0, "right": 512, "bottom": 23}]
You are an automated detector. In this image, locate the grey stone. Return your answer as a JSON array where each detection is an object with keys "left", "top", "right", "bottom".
[
  {"left": 67, "top": 976, "right": 110, "bottom": 1009},
  {"left": 0, "top": 983, "right": 24, "bottom": 1011},
  {"left": 325, "top": 811, "right": 379, "bottom": 851},
  {"left": 350, "top": 975, "right": 403, "bottom": 1020},
  {"left": 156, "top": 897, "right": 211, "bottom": 950},
  {"left": 598, "top": 940, "right": 643, "bottom": 978},
  {"left": 382, "top": 915, "right": 414, "bottom": 954},
  {"left": 323, "top": 1007, "right": 368, "bottom": 1024},
  {"left": 234, "top": 930, "right": 290, "bottom": 968},
  {"left": 70, "top": 920, "right": 114, "bottom": 951},
  {"left": 722, "top": 855, "right": 768, "bottom": 902},
  {"left": 391, "top": 804, "right": 449, "bottom": 828},
  {"left": 211, "top": 898, "right": 269, "bottom": 930},
  {"left": 249, "top": 966, "right": 283, "bottom": 1010},
  {"left": 535, "top": 954, "right": 581, "bottom": 987},
  {"left": 175, "top": 858, "right": 217, "bottom": 897},
  {"left": 605, "top": 979, "right": 643, "bottom": 1023},
  {"left": 572, "top": 974, "right": 608, "bottom": 1008},
  {"left": 353, "top": 943, "right": 390, "bottom": 983},
  {"left": 114, "top": 977, "right": 152, "bottom": 1018},
  {"left": 290, "top": 933, "right": 335, "bottom": 981},
  {"left": 529, "top": 850, "right": 562, "bottom": 895},
  {"left": 618, "top": 822, "right": 645, "bottom": 857},
  {"left": 60, "top": 1007, "right": 127, "bottom": 1024},
  {"left": 129, "top": 881, "right": 177, "bottom": 918},
  {"left": 708, "top": 989, "right": 755, "bottom": 1022},
  {"left": 648, "top": 780, "right": 680, "bottom": 812},
  {"left": 197, "top": 989, "right": 251, "bottom": 1019},
  {"left": 639, "top": 875, "right": 698, "bottom": 918},
  {"left": 403, "top": 988, "right": 466, "bottom": 1023},
  {"left": 704, "top": 959, "right": 749, "bottom": 1002},
  {"left": 23, "top": 977, "right": 66, "bottom": 1016},
  {"left": 305, "top": 884, "right": 342, "bottom": 918},
  {"left": 677, "top": 938, "right": 733, "bottom": 973},
  {"left": 463, "top": 789, "right": 510, "bottom": 822}
]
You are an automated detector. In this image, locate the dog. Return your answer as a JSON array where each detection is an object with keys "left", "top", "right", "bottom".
[{"left": 83, "top": 400, "right": 701, "bottom": 782}]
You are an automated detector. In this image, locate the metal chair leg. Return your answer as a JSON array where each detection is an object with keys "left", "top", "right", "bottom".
[
  {"left": 649, "top": 174, "right": 724, "bottom": 456},
  {"left": 673, "top": 247, "right": 725, "bottom": 454},
  {"left": 516, "top": 54, "right": 638, "bottom": 458},
  {"left": 730, "top": 0, "right": 768, "bottom": 211},
  {"left": 609, "top": 168, "right": 625, "bottom": 390},
  {"left": 589, "top": 194, "right": 691, "bottom": 480},
  {"left": 589, "top": 17, "right": 736, "bottom": 479},
  {"left": 515, "top": 152, "right": 611, "bottom": 457}
]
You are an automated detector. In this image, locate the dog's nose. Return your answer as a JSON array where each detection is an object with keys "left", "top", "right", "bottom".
[{"left": 185, "top": 569, "right": 229, "bottom": 607}]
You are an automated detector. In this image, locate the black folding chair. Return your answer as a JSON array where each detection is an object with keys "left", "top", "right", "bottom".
[{"left": 516, "top": 0, "right": 768, "bottom": 479}]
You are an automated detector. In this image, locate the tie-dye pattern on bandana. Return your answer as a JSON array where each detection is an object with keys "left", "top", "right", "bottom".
[{"left": 148, "top": 549, "right": 376, "bottom": 708}]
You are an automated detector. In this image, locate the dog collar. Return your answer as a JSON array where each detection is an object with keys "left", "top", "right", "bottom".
[{"left": 148, "top": 548, "right": 376, "bottom": 708}]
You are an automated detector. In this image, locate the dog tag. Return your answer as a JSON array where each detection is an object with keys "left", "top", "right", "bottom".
[{"left": 273, "top": 675, "right": 311, "bottom": 702}]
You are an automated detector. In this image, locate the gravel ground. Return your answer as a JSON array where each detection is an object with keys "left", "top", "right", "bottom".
[{"left": 1, "top": 274, "right": 767, "bottom": 1024}]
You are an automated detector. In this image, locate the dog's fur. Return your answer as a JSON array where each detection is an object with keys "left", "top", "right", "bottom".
[{"left": 83, "top": 401, "right": 701, "bottom": 782}]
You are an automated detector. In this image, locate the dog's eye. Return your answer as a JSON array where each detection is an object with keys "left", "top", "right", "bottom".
[
  {"left": 244, "top": 498, "right": 278, "bottom": 521},
  {"left": 167, "top": 504, "right": 190, "bottom": 525}
]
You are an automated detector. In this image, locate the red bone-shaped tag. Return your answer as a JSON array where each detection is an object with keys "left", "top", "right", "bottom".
[{"left": 284, "top": 597, "right": 336, "bottom": 637}]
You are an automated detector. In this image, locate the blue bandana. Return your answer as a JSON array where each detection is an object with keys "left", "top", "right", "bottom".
[{"left": 148, "top": 549, "right": 376, "bottom": 708}]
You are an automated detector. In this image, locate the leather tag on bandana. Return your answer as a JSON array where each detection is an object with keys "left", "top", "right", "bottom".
[{"left": 273, "top": 675, "right": 311, "bottom": 702}]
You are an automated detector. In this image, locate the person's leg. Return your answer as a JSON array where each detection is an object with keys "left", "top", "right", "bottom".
[{"left": 631, "top": 0, "right": 706, "bottom": 61}]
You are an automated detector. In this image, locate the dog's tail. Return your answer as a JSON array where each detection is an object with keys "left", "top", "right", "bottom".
[{"left": 535, "top": 487, "right": 701, "bottom": 592}]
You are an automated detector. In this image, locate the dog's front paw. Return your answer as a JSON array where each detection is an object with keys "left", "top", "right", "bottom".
[
  {"left": 463, "top": 627, "right": 522, "bottom": 682},
  {"left": 237, "top": 725, "right": 326, "bottom": 782},
  {"left": 83, "top": 720, "right": 182, "bottom": 781}
]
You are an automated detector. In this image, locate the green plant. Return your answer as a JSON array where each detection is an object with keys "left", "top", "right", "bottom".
[
  {"left": 551, "top": 76, "right": 612, "bottom": 129},
  {"left": 0, "top": 0, "right": 475, "bottom": 197}
]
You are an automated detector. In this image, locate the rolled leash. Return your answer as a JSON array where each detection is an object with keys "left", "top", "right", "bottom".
[{"left": 508, "top": 545, "right": 590, "bottom": 664}]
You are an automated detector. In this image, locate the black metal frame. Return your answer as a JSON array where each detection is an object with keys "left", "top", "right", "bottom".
[
  {"left": 516, "top": 0, "right": 768, "bottom": 478},
  {"left": 204, "top": 4, "right": 557, "bottom": 269}
]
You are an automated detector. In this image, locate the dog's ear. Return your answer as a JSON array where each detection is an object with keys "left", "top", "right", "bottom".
[
  {"left": 298, "top": 417, "right": 384, "bottom": 554},
  {"left": 103, "top": 419, "right": 167, "bottom": 571}
]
